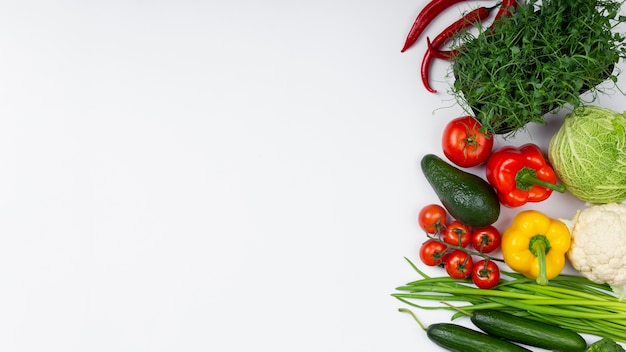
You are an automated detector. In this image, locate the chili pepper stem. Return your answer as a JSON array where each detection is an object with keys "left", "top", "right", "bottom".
[
  {"left": 426, "top": 36, "right": 459, "bottom": 60},
  {"left": 517, "top": 167, "right": 566, "bottom": 193},
  {"left": 529, "top": 235, "right": 550, "bottom": 285}
]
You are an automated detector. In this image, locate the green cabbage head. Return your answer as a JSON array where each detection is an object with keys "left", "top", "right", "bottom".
[{"left": 548, "top": 106, "right": 626, "bottom": 204}]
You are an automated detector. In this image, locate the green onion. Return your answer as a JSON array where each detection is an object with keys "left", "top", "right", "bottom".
[{"left": 393, "top": 257, "right": 626, "bottom": 342}]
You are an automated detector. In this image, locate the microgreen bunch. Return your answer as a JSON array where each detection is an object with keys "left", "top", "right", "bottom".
[{"left": 451, "top": 0, "right": 626, "bottom": 135}]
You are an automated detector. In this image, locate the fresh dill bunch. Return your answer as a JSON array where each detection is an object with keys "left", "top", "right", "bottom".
[{"left": 451, "top": 0, "right": 626, "bottom": 135}]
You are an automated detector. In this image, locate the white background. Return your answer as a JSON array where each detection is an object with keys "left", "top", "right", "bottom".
[{"left": 0, "top": 1, "right": 625, "bottom": 351}]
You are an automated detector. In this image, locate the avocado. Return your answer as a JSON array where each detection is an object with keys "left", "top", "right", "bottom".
[{"left": 421, "top": 154, "right": 500, "bottom": 227}]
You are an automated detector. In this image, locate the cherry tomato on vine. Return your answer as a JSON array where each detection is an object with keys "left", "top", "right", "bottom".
[
  {"left": 471, "top": 259, "right": 500, "bottom": 289},
  {"left": 419, "top": 240, "right": 449, "bottom": 266},
  {"left": 442, "top": 116, "right": 494, "bottom": 168},
  {"left": 442, "top": 220, "right": 471, "bottom": 248},
  {"left": 444, "top": 250, "right": 473, "bottom": 279},
  {"left": 471, "top": 225, "right": 501, "bottom": 253},
  {"left": 418, "top": 204, "right": 447, "bottom": 234}
]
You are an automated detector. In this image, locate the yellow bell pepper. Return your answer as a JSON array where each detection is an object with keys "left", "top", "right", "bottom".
[{"left": 501, "top": 210, "right": 571, "bottom": 285}]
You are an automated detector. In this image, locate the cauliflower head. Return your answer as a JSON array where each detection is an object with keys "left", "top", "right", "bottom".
[{"left": 567, "top": 203, "right": 626, "bottom": 300}]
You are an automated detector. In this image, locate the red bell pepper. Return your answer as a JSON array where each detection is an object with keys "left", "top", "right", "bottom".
[{"left": 485, "top": 143, "right": 566, "bottom": 207}]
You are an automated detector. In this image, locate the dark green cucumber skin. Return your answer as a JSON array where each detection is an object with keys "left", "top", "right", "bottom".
[
  {"left": 420, "top": 154, "right": 500, "bottom": 227},
  {"left": 471, "top": 310, "right": 587, "bottom": 352},
  {"left": 427, "top": 323, "right": 532, "bottom": 352}
]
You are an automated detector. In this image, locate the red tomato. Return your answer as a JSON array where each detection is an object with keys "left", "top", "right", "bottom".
[
  {"left": 419, "top": 240, "right": 449, "bottom": 266},
  {"left": 471, "top": 259, "right": 500, "bottom": 289},
  {"left": 471, "top": 226, "right": 501, "bottom": 253},
  {"left": 418, "top": 204, "right": 447, "bottom": 234},
  {"left": 444, "top": 250, "right": 473, "bottom": 279},
  {"left": 442, "top": 116, "right": 494, "bottom": 168},
  {"left": 442, "top": 220, "right": 471, "bottom": 248}
]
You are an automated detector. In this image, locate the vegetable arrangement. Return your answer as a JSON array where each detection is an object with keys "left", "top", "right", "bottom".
[
  {"left": 401, "top": 115, "right": 626, "bottom": 350},
  {"left": 396, "top": 0, "right": 626, "bottom": 349}
]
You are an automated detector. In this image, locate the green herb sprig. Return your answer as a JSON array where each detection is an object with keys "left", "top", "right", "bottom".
[{"left": 451, "top": 0, "right": 626, "bottom": 135}]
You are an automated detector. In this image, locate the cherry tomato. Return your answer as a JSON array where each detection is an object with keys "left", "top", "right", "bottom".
[
  {"left": 418, "top": 204, "right": 447, "bottom": 234},
  {"left": 471, "top": 259, "right": 500, "bottom": 289},
  {"left": 442, "top": 220, "right": 471, "bottom": 248},
  {"left": 444, "top": 250, "right": 473, "bottom": 279},
  {"left": 442, "top": 116, "right": 494, "bottom": 168},
  {"left": 419, "top": 240, "right": 449, "bottom": 266},
  {"left": 471, "top": 225, "right": 501, "bottom": 253}
]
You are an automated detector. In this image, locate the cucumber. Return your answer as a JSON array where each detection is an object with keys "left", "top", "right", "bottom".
[
  {"left": 420, "top": 154, "right": 500, "bottom": 227},
  {"left": 470, "top": 310, "right": 587, "bottom": 352},
  {"left": 427, "top": 323, "right": 532, "bottom": 352}
]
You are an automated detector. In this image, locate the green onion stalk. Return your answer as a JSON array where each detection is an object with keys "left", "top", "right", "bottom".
[{"left": 393, "top": 257, "right": 626, "bottom": 342}]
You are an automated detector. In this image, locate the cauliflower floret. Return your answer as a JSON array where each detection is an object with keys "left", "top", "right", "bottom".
[{"left": 566, "top": 203, "right": 626, "bottom": 300}]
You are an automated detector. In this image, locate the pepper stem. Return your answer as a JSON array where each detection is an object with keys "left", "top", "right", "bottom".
[
  {"left": 529, "top": 235, "right": 551, "bottom": 286},
  {"left": 516, "top": 167, "right": 566, "bottom": 193}
]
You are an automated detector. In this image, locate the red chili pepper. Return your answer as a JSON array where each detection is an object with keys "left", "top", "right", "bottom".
[
  {"left": 401, "top": 0, "right": 470, "bottom": 53},
  {"left": 485, "top": 143, "right": 566, "bottom": 207},
  {"left": 420, "top": 5, "right": 493, "bottom": 92},
  {"left": 421, "top": 49, "right": 438, "bottom": 92},
  {"left": 426, "top": 5, "right": 496, "bottom": 60}
]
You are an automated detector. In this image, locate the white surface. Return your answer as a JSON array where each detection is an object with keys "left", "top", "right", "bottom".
[{"left": 0, "top": 1, "right": 625, "bottom": 351}]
